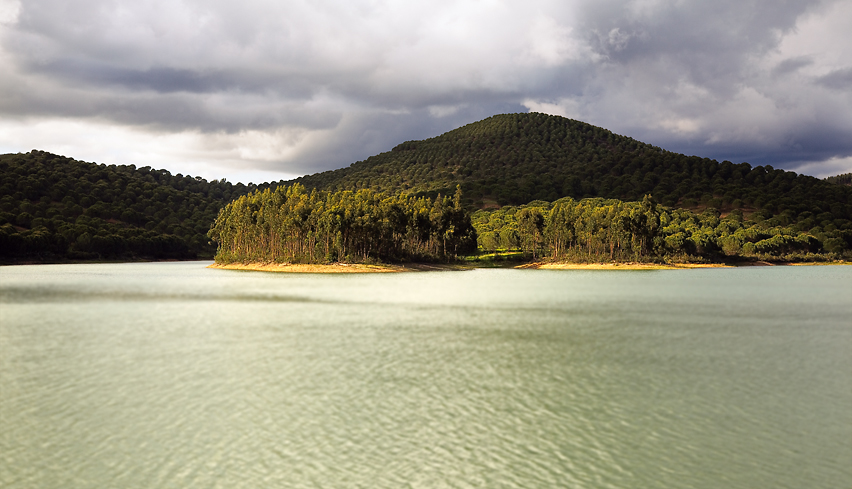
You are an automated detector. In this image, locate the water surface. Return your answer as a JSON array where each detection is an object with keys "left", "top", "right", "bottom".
[{"left": 1, "top": 262, "right": 850, "bottom": 488}]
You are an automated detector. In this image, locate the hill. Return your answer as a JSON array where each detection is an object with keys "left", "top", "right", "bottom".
[
  {"left": 0, "top": 151, "right": 282, "bottom": 262},
  {"left": 293, "top": 113, "right": 852, "bottom": 227},
  {"left": 3, "top": 113, "right": 851, "bottom": 263}
]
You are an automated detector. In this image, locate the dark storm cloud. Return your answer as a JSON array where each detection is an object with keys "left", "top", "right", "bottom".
[
  {"left": 660, "top": 121, "right": 852, "bottom": 168},
  {"left": 577, "top": 0, "right": 812, "bottom": 88},
  {"left": 0, "top": 0, "right": 850, "bottom": 181}
]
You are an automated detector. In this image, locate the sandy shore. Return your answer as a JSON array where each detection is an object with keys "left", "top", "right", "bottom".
[
  {"left": 207, "top": 262, "right": 471, "bottom": 273},
  {"left": 209, "top": 260, "right": 846, "bottom": 273}
]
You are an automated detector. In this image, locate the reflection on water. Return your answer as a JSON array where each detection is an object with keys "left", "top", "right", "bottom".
[{"left": 1, "top": 262, "right": 850, "bottom": 488}]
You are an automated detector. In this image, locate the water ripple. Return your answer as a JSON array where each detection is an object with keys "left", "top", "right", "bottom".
[{"left": 1, "top": 263, "right": 850, "bottom": 488}]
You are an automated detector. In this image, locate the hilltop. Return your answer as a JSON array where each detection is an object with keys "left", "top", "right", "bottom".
[{"left": 293, "top": 113, "right": 851, "bottom": 226}]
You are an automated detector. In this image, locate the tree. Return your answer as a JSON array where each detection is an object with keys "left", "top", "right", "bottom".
[{"left": 517, "top": 207, "right": 544, "bottom": 259}]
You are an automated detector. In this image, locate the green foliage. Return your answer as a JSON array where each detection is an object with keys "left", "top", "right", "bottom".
[
  {"left": 208, "top": 184, "right": 477, "bottom": 264},
  {"left": 0, "top": 150, "right": 285, "bottom": 262},
  {"left": 471, "top": 195, "right": 851, "bottom": 262}
]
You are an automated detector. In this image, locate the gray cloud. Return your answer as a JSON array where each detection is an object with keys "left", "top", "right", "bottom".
[
  {"left": 772, "top": 56, "right": 814, "bottom": 77},
  {"left": 816, "top": 67, "right": 852, "bottom": 90},
  {"left": 0, "top": 0, "right": 850, "bottom": 181},
  {"left": 35, "top": 61, "right": 265, "bottom": 95}
]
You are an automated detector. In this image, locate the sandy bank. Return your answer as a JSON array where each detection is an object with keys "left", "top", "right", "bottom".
[
  {"left": 207, "top": 262, "right": 471, "bottom": 273},
  {"left": 209, "top": 260, "right": 846, "bottom": 273}
]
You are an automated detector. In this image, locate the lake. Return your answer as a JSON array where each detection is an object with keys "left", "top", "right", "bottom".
[{"left": 1, "top": 262, "right": 850, "bottom": 488}]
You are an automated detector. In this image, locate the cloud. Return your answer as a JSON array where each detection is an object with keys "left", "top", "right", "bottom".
[
  {"left": 0, "top": 0, "right": 850, "bottom": 182},
  {"left": 772, "top": 56, "right": 814, "bottom": 77},
  {"left": 817, "top": 68, "right": 852, "bottom": 90},
  {"left": 0, "top": 0, "right": 19, "bottom": 24},
  {"left": 523, "top": 0, "right": 852, "bottom": 174}
]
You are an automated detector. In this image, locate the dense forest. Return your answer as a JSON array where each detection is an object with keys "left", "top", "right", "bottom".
[
  {"left": 207, "top": 184, "right": 476, "bottom": 264},
  {"left": 0, "top": 150, "right": 285, "bottom": 262},
  {"left": 207, "top": 186, "right": 851, "bottom": 265},
  {"left": 293, "top": 113, "right": 852, "bottom": 233},
  {"left": 472, "top": 196, "right": 851, "bottom": 263}
]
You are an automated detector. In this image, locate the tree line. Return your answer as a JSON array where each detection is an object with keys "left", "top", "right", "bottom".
[
  {"left": 473, "top": 196, "right": 851, "bottom": 262},
  {"left": 207, "top": 184, "right": 477, "bottom": 264}
]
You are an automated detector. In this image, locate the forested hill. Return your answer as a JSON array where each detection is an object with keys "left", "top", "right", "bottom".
[
  {"left": 293, "top": 113, "right": 852, "bottom": 225},
  {"left": 3, "top": 114, "right": 851, "bottom": 263},
  {"left": 0, "top": 151, "right": 284, "bottom": 262}
]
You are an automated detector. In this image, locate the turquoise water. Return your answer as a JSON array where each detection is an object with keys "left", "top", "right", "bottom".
[{"left": 1, "top": 262, "right": 850, "bottom": 488}]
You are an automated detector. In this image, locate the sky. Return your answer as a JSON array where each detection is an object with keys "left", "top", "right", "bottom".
[{"left": 1, "top": 0, "right": 850, "bottom": 184}]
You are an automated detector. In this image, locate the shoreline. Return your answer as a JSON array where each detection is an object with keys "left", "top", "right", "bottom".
[
  {"left": 522, "top": 260, "right": 849, "bottom": 270},
  {"left": 207, "top": 262, "right": 472, "bottom": 273},
  {"left": 208, "top": 260, "right": 849, "bottom": 273}
]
